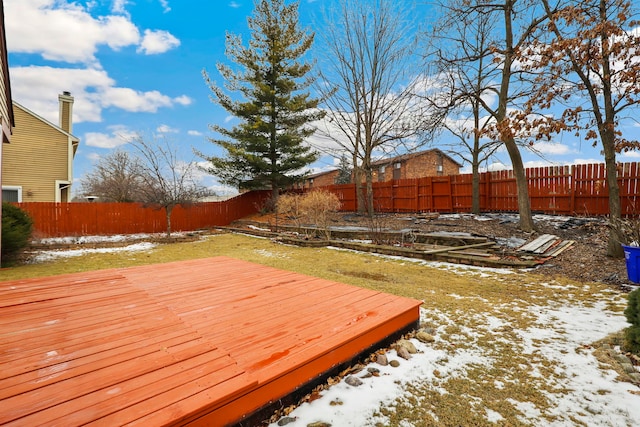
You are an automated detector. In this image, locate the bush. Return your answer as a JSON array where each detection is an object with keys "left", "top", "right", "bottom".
[
  {"left": 275, "top": 190, "right": 341, "bottom": 239},
  {"left": 624, "top": 288, "right": 640, "bottom": 354},
  {"left": 2, "top": 203, "right": 33, "bottom": 266},
  {"left": 299, "top": 190, "right": 341, "bottom": 239},
  {"left": 276, "top": 193, "right": 304, "bottom": 230}
]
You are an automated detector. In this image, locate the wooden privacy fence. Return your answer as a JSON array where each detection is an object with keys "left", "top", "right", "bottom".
[
  {"left": 17, "top": 191, "right": 270, "bottom": 238},
  {"left": 318, "top": 162, "right": 640, "bottom": 216},
  {"left": 13, "top": 162, "right": 640, "bottom": 238}
]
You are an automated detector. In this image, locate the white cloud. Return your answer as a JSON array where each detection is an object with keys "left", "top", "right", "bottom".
[
  {"left": 137, "top": 29, "right": 180, "bottom": 55},
  {"left": 84, "top": 133, "right": 127, "bottom": 149},
  {"left": 529, "top": 141, "right": 573, "bottom": 156},
  {"left": 5, "top": 0, "right": 140, "bottom": 64},
  {"left": 99, "top": 87, "right": 173, "bottom": 113},
  {"left": 5, "top": 1, "right": 180, "bottom": 63},
  {"left": 10, "top": 66, "right": 113, "bottom": 122},
  {"left": 158, "top": 0, "right": 171, "bottom": 13},
  {"left": 188, "top": 130, "right": 203, "bottom": 136},
  {"left": 574, "top": 158, "right": 603, "bottom": 164},
  {"left": 486, "top": 162, "right": 510, "bottom": 172},
  {"left": 84, "top": 126, "right": 140, "bottom": 148},
  {"left": 156, "top": 124, "right": 178, "bottom": 133},
  {"left": 174, "top": 95, "right": 193, "bottom": 106},
  {"left": 111, "top": 0, "right": 131, "bottom": 15},
  {"left": 619, "top": 150, "right": 640, "bottom": 159},
  {"left": 523, "top": 159, "right": 559, "bottom": 168},
  {"left": 229, "top": 1, "right": 241, "bottom": 8},
  {"left": 10, "top": 65, "right": 192, "bottom": 124}
]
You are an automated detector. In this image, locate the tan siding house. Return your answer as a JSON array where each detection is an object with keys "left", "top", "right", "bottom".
[
  {"left": 2, "top": 93, "right": 79, "bottom": 202},
  {"left": 1, "top": 0, "right": 15, "bottom": 262},
  {"left": 0, "top": 0, "right": 12, "bottom": 147}
]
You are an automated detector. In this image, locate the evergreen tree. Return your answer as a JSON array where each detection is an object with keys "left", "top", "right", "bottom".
[
  {"left": 335, "top": 154, "right": 352, "bottom": 185},
  {"left": 201, "top": 0, "right": 324, "bottom": 201}
]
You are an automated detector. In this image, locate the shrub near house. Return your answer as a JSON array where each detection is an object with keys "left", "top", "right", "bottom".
[{"left": 1, "top": 203, "right": 33, "bottom": 266}]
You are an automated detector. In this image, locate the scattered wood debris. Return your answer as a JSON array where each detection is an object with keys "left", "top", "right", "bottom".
[{"left": 517, "top": 234, "right": 575, "bottom": 258}]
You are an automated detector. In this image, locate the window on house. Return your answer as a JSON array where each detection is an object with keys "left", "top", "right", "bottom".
[
  {"left": 393, "top": 162, "right": 402, "bottom": 180},
  {"left": 2, "top": 186, "right": 22, "bottom": 202},
  {"left": 437, "top": 153, "right": 444, "bottom": 175},
  {"left": 378, "top": 166, "right": 386, "bottom": 182},
  {"left": 56, "top": 181, "right": 71, "bottom": 203}
]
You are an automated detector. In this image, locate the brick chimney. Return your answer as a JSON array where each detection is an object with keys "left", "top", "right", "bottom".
[{"left": 58, "top": 91, "right": 74, "bottom": 134}]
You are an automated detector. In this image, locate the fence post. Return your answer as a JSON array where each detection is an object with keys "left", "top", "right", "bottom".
[
  {"left": 414, "top": 178, "right": 419, "bottom": 212},
  {"left": 570, "top": 164, "right": 576, "bottom": 215}
]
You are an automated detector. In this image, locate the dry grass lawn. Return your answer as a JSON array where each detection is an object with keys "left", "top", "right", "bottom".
[{"left": 1, "top": 233, "right": 636, "bottom": 426}]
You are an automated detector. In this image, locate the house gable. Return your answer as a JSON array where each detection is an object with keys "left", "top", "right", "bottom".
[{"left": 2, "top": 101, "right": 79, "bottom": 202}]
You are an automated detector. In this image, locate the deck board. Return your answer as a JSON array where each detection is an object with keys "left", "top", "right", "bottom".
[{"left": 0, "top": 256, "right": 421, "bottom": 426}]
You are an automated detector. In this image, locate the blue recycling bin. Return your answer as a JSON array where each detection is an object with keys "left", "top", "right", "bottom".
[{"left": 622, "top": 244, "right": 640, "bottom": 283}]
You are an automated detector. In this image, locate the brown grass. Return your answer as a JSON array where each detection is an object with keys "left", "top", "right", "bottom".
[{"left": 0, "top": 232, "right": 631, "bottom": 426}]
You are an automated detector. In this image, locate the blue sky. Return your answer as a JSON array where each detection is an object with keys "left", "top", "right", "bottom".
[{"left": 5, "top": 0, "right": 640, "bottom": 197}]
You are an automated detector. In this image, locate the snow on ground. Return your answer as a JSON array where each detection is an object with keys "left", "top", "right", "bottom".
[
  {"left": 33, "top": 232, "right": 189, "bottom": 245},
  {"left": 29, "top": 242, "right": 157, "bottom": 263},
  {"left": 24, "top": 230, "right": 640, "bottom": 426},
  {"left": 268, "top": 300, "right": 640, "bottom": 427}
]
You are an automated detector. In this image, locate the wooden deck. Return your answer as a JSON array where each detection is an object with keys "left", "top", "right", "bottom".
[{"left": 0, "top": 257, "right": 421, "bottom": 426}]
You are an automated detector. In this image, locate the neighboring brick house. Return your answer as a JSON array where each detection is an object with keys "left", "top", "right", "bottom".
[
  {"left": 299, "top": 169, "right": 340, "bottom": 189},
  {"left": 370, "top": 149, "right": 461, "bottom": 182},
  {"left": 2, "top": 92, "right": 79, "bottom": 202},
  {"left": 301, "top": 149, "right": 462, "bottom": 188}
]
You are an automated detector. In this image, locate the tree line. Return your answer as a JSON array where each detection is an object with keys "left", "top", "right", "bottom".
[{"left": 81, "top": 0, "right": 640, "bottom": 257}]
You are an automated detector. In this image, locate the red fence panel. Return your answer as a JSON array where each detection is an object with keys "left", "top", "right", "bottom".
[
  {"left": 391, "top": 179, "right": 419, "bottom": 212},
  {"left": 451, "top": 174, "right": 473, "bottom": 212},
  {"left": 313, "top": 162, "right": 640, "bottom": 217},
  {"left": 15, "top": 162, "right": 640, "bottom": 238},
  {"left": 572, "top": 163, "right": 609, "bottom": 216},
  {"left": 17, "top": 190, "right": 271, "bottom": 238}
]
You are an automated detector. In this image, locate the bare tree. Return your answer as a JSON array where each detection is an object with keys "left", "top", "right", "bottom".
[
  {"left": 129, "top": 135, "right": 210, "bottom": 237},
  {"left": 315, "top": 0, "right": 442, "bottom": 215},
  {"left": 430, "top": 1, "right": 503, "bottom": 214},
  {"left": 520, "top": 0, "right": 640, "bottom": 257},
  {"left": 435, "top": 0, "right": 549, "bottom": 232},
  {"left": 79, "top": 150, "right": 145, "bottom": 202}
]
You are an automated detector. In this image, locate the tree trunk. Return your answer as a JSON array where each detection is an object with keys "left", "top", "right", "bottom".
[
  {"left": 354, "top": 165, "right": 366, "bottom": 214},
  {"left": 496, "top": 0, "right": 534, "bottom": 233},
  {"left": 365, "top": 168, "right": 374, "bottom": 217},
  {"left": 603, "top": 134, "right": 624, "bottom": 257},
  {"left": 504, "top": 137, "right": 535, "bottom": 232},
  {"left": 471, "top": 161, "right": 480, "bottom": 215},
  {"left": 165, "top": 205, "right": 174, "bottom": 237}
]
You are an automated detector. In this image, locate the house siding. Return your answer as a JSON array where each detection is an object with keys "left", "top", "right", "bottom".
[
  {"left": 2, "top": 104, "right": 73, "bottom": 202},
  {"left": 0, "top": 0, "right": 11, "bottom": 143},
  {"left": 301, "top": 150, "right": 462, "bottom": 188},
  {"left": 308, "top": 170, "right": 339, "bottom": 188},
  {"left": 372, "top": 150, "right": 461, "bottom": 182}
]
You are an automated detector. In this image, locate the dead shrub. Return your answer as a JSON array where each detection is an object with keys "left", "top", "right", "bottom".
[
  {"left": 275, "top": 190, "right": 341, "bottom": 239},
  {"left": 300, "top": 190, "right": 342, "bottom": 240},
  {"left": 276, "top": 193, "right": 304, "bottom": 231}
]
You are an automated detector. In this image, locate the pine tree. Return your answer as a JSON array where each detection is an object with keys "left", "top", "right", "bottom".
[
  {"left": 201, "top": 0, "right": 324, "bottom": 201},
  {"left": 335, "top": 154, "right": 352, "bottom": 185}
]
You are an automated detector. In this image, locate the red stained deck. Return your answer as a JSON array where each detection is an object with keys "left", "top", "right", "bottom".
[{"left": 0, "top": 257, "right": 421, "bottom": 426}]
